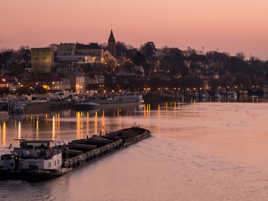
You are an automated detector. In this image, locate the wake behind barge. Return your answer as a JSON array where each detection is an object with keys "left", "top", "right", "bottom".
[{"left": 0, "top": 127, "right": 151, "bottom": 181}]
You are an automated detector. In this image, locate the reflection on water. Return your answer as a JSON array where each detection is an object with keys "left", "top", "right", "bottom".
[
  {"left": 2, "top": 122, "right": 6, "bottom": 146},
  {"left": 0, "top": 103, "right": 162, "bottom": 146},
  {"left": 94, "top": 111, "right": 98, "bottom": 135},
  {"left": 0, "top": 102, "right": 223, "bottom": 146},
  {"left": 76, "top": 112, "right": 81, "bottom": 139},
  {"left": 101, "top": 110, "right": 105, "bottom": 134},
  {"left": 35, "top": 120, "right": 39, "bottom": 138},
  {"left": 17, "top": 121, "right": 22, "bottom": 146},
  {"left": 0, "top": 101, "right": 263, "bottom": 147},
  {"left": 52, "top": 115, "right": 56, "bottom": 140},
  {"left": 2, "top": 102, "right": 268, "bottom": 201},
  {"left": 86, "top": 112, "right": 89, "bottom": 137}
]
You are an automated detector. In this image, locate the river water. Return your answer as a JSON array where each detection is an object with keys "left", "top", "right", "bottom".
[{"left": 1, "top": 102, "right": 268, "bottom": 201}]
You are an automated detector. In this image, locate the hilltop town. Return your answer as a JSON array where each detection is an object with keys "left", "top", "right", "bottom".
[{"left": 0, "top": 30, "right": 268, "bottom": 101}]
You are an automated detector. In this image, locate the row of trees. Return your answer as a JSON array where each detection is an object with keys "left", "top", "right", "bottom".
[{"left": 114, "top": 41, "right": 268, "bottom": 90}]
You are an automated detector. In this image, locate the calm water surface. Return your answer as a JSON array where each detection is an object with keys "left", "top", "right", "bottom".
[{"left": 1, "top": 102, "right": 268, "bottom": 201}]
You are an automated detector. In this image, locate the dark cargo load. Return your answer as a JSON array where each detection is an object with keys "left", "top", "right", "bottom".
[
  {"left": 64, "top": 149, "right": 83, "bottom": 157},
  {"left": 68, "top": 144, "right": 97, "bottom": 152}
]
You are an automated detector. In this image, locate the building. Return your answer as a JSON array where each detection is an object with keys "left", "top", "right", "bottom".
[
  {"left": 56, "top": 43, "right": 104, "bottom": 61},
  {"left": 75, "top": 76, "right": 86, "bottom": 94},
  {"left": 86, "top": 74, "right": 105, "bottom": 89},
  {"left": 31, "top": 48, "right": 54, "bottom": 73},
  {"left": 30, "top": 74, "right": 64, "bottom": 91},
  {"left": 56, "top": 55, "right": 102, "bottom": 64},
  {"left": 108, "top": 30, "right": 116, "bottom": 57},
  {"left": 57, "top": 43, "right": 76, "bottom": 56},
  {"left": 75, "top": 43, "right": 104, "bottom": 59}
]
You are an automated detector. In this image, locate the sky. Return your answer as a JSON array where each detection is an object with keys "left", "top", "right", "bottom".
[{"left": 0, "top": 0, "right": 267, "bottom": 59}]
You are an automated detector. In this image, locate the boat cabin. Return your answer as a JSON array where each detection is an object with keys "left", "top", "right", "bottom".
[
  {"left": 20, "top": 140, "right": 53, "bottom": 150},
  {"left": 12, "top": 140, "right": 63, "bottom": 170}
]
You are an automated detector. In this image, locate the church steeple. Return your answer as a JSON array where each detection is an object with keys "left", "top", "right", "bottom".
[
  {"left": 108, "top": 30, "right": 115, "bottom": 44},
  {"left": 108, "top": 30, "right": 116, "bottom": 57}
]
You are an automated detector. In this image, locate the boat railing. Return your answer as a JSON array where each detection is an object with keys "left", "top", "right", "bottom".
[
  {"left": 14, "top": 147, "right": 62, "bottom": 160},
  {"left": 0, "top": 147, "right": 14, "bottom": 156}
]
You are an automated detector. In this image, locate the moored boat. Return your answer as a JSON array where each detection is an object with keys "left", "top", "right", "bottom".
[{"left": 74, "top": 101, "right": 100, "bottom": 110}]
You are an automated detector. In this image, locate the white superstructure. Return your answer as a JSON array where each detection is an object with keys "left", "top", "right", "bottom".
[{"left": 0, "top": 140, "right": 63, "bottom": 171}]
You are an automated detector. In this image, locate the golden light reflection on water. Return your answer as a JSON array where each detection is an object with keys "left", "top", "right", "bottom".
[
  {"left": 2, "top": 122, "right": 6, "bottom": 146},
  {"left": 18, "top": 121, "right": 22, "bottom": 139},
  {"left": 76, "top": 112, "right": 81, "bottom": 139},
  {"left": 52, "top": 116, "right": 56, "bottom": 140},
  {"left": 252, "top": 96, "right": 259, "bottom": 103},
  {"left": 86, "top": 112, "right": 90, "bottom": 137},
  {"left": 94, "top": 111, "right": 98, "bottom": 135},
  {"left": 57, "top": 113, "right": 60, "bottom": 131},
  {"left": 80, "top": 113, "right": 84, "bottom": 138},
  {"left": 101, "top": 110, "right": 105, "bottom": 134},
  {"left": 148, "top": 104, "right": 151, "bottom": 118},
  {"left": 144, "top": 104, "right": 146, "bottom": 118},
  {"left": 144, "top": 104, "right": 151, "bottom": 118},
  {"left": 0, "top": 102, "right": 186, "bottom": 145},
  {"left": 36, "top": 120, "right": 39, "bottom": 138}
]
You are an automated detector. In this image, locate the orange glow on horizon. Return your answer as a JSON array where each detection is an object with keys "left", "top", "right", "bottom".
[{"left": 1, "top": 0, "right": 268, "bottom": 59}]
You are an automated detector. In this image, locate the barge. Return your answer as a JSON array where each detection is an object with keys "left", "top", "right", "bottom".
[{"left": 0, "top": 127, "right": 151, "bottom": 181}]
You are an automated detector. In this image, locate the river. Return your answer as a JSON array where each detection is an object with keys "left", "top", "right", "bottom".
[{"left": 1, "top": 102, "right": 268, "bottom": 201}]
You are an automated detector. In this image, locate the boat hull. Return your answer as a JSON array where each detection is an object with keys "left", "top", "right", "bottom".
[
  {"left": 74, "top": 102, "right": 100, "bottom": 110},
  {"left": 0, "top": 168, "right": 72, "bottom": 182}
]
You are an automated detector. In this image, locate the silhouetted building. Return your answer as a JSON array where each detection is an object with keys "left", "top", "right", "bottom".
[
  {"left": 75, "top": 43, "right": 103, "bottom": 57},
  {"left": 56, "top": 43, "right": 104, "bottom": 63},
  {"left": 108, "top": 30, "right": 116, "bottom": 57},
  {"left": 57, "top": 43, "right": 76, "bottom": 56},
  {"left": 31, "top": 48, "right": 54, "bottom": 73}
]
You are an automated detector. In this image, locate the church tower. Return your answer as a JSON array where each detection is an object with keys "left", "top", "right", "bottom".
[{"left": 108, "top": 30, "right": 116, "bottom": 57}]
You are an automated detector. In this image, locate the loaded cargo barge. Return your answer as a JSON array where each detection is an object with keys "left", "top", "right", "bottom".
[{"left": 0, "top": 127, "right": 151, "bottom": 182}]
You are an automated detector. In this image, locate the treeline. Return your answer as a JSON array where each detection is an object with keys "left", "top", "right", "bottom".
[
  {"left": 114, "top": 41, "right": 268, "bottom": 90},
  {"left": 1, "top": 43, "right": 268, "bottom": 91}
]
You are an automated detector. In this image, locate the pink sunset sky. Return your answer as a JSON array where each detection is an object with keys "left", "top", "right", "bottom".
[{"left": 0, "top": 0, "right": 267, "bottom": 59}]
